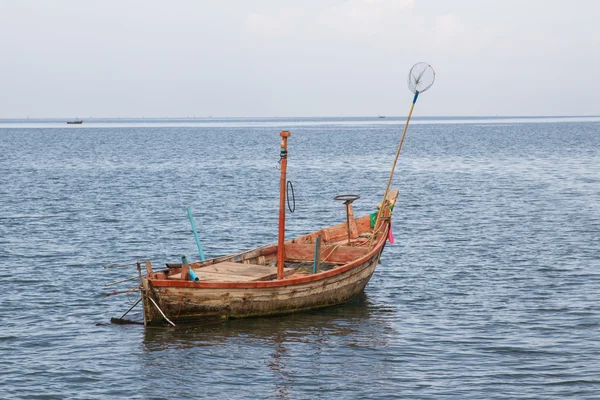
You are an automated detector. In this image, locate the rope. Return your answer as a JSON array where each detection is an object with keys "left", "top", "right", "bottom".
[
  {"left": 321, "top": 245, "right": 340, "bottom": 262},
  {"left": 148, "top": 297, "right": 176, "bottom": 327}
]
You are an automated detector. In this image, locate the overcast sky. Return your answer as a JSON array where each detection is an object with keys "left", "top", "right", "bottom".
[{"left": 1, "top": 0, "right": 598, "bottom": 118}]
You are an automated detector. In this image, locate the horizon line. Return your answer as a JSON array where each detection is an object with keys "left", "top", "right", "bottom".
[{"left": 1, "top": 114, "right": 599, "bottom": 121}]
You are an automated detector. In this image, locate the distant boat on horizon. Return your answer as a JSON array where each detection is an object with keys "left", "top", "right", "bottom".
[
  {"left": 67, "top": 119, "right": 83, "bottom": 124},
  {"left": 378, "top": 115, "right": 385, "bottom": 118}
]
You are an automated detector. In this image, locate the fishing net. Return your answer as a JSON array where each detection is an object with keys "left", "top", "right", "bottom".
[{"left": 407, "top": 62, "right": 436, "bottom": 94}]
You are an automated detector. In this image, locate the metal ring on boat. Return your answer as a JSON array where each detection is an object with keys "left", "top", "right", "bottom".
[{"left": 287, "top": 181, "right": 295, "bottom": 213}]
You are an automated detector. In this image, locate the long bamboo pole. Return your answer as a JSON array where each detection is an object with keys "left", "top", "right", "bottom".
[
  {"left": 277, "top": 131, "right": 291, "bottom": 279},
  {"left": 372, "top": 92, "right": 419, "bottom": 244}
]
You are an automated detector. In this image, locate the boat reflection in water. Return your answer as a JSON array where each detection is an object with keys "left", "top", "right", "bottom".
[{"left": 140, "top": 293, "right": 394, "bottom": 398}]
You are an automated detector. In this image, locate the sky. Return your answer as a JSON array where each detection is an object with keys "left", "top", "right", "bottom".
[{"left": 1, "top": 0, "right": 599, "bottom": 118}]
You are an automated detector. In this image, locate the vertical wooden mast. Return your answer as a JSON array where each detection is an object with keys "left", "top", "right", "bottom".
[{"left": 277, "top": 131, "right": 291, "bottom": 279}]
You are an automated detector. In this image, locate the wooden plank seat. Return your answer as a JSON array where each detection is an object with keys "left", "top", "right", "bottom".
[{"left": 168, "top": 261, "right": 294, "bottom": 282}]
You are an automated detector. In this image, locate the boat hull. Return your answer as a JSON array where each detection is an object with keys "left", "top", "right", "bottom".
[{"left": 141, "top": 246, "right": 383, "bottom": 325}]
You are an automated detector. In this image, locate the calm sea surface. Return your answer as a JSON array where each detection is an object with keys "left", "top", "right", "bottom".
[{"left": 1, "top": 117, "right": 599, "bottom": 399}]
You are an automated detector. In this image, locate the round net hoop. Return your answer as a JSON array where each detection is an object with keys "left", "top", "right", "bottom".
[{"left": 407, "top": 62, "right": 435, "bottom": 94}]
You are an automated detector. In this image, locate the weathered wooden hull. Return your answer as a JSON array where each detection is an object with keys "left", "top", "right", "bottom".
[{"left": 142, "top": 247, "right": 383, "bottom": 325}]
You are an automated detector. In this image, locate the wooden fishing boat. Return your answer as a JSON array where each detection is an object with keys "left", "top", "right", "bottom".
[
  {"left": 123, "top": 131, "right": 399, "bottom": 326},
  {"left": 139, "top": 192, "right": 397, "bottom": 326},
  {"left": 107, "top": 62, "right": 435, "bottom": 327}
]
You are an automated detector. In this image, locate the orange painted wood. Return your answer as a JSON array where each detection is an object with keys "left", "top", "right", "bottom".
[
  {"left": 145, "top": 260, "right": 153, "bottom": 277},
  {"left": 259, "top": 246, "right": 277, "bottom": 256},
  {"left": 181, "top": 263, "right": 190, "bottom": 280},
  {"left": 355, "top": 215, "right": 371, "bottom": 234},
  {"left": 277, "top": 131, "right": 291, "bottom": 279},
  {"left": 284, "top": 243, "right": 369, "bottom": 263}
]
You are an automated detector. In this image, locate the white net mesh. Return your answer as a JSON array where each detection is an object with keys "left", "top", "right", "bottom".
[{"left": 407, "top": 62, "right": 435, "bottom": 94}]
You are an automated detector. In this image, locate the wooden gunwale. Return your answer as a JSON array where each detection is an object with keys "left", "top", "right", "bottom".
[{"left": 147, "top": 224, "right": 389, "bottom": 290}]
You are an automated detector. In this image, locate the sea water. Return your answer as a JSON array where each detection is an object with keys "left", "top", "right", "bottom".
[{"left": 0, "top": 116, "right": 599, "bottom": 399}]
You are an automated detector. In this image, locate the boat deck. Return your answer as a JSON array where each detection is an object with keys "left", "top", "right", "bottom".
[{"left": 168, "top": 261, "right": 294, "bottom": 282}]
